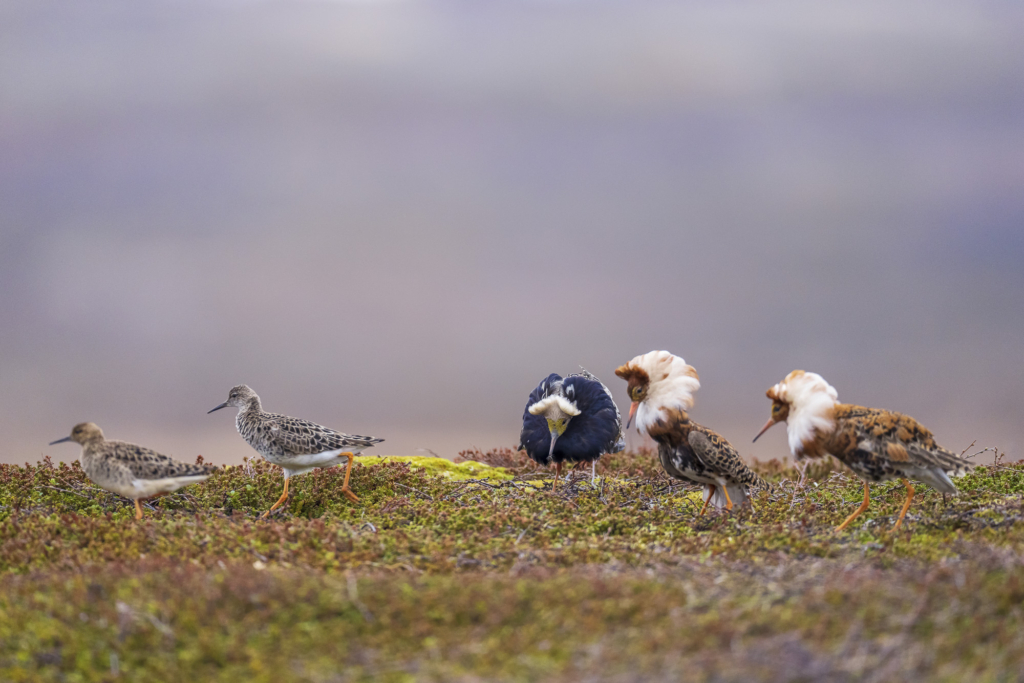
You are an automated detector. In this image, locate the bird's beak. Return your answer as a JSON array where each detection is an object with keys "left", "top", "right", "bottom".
[
  {"left": 49, "top": 436, "right": 72, "bottom": 445},
  {"left": 625, "top": 401, "right": 639, "bottom": 430},
  {"left": 752, "top": 417, "right": 776, "bottom": 443},
  {"left": 208, "top": 402, "right": 229, "bottom": 414},
  {"left": 548, "top": 430, "right": 559, "bottom": 459}
]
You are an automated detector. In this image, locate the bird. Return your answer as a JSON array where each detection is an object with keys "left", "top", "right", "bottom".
[
  {"left": 518, "top": 368, "right": 624, "bottom": 489},
  {"left": 753, "top": 370, "right": 974, "bottom": 531},
  {"left": 49, "top": 422, "right": 217, "bottom": 520},
  {"left": 615, "top": 350, "right": 768, "bottom": 512},
  {"left": 209, "top": 385, "right": 383, "bottom": 517}
]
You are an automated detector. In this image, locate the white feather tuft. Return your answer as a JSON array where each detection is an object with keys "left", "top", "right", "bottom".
[
  {"left": 626, "top": 350, "right": 701, "bottom": 435},
  {"left": 528, "top": 394, "right": 581, "bottom": 417},
  {"left": 770, "top": 370, "right": 839, "bottom": 457}
]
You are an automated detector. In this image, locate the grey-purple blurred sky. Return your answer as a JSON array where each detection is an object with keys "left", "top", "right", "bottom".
[{"left": 2, "top": 0, "right": 1022, "bottom": 466}]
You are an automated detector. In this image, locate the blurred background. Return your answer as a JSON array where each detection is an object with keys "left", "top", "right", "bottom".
[{"left": 1, "top": 0, "right": 1021, "bottom": 466}]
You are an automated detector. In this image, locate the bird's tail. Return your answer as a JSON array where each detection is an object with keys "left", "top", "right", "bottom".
[
  {"left": 178, "top": 461, "right": 219, "bottom": 477},
  {"left": 905, "top": 445, "right": 974, "bottom": 492}
]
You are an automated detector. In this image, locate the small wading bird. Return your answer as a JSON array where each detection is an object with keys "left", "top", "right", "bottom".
[
  {"left": 49, "top": 422, "right": 217, "bottom": 520},
  {"left": 753, "top": 370, "right": 974, "bottom": 531},
  {"left": 616, "top": 351, "right": 768, "bottom": 512},
  {"left": 209, "top": 385, "right": 382, "bottom": 517},
  {"left": 519, "top": 369, "right": 624, "bottom": 489}
]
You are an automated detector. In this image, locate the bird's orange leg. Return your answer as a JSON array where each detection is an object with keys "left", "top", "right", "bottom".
[
  {"left": 262, "top": 477, "right": 290, "bottom": 519},
  {"left": 892, "top": 479, "right": 915, "bottom": 531},
  {"left": 722, "top": 484, "right": 734, "bottom": 512},
  {"left": 339, "top": 452, "right": 359, "bottom": 503},
  {"left": 836, "top": 482, "right": 871, "bottom": 532},
  {"left": 552, "top": 462, "right": 562, "bottom": 491},
  {"left": 134, "top": 499, "right": 144, "bottom": 520},
  {"left": 699, "top": 485, "right": 717, "bottom": 516}
]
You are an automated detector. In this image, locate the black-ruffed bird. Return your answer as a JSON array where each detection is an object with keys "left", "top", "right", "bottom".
[{"left": 519, "top": 369, "right": 624, "bottom": 489}]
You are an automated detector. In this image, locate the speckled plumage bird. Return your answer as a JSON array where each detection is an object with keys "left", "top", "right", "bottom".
[
  {"left": 49, "top": 422, "right": 217, "bottom": 520},
  {"left": 753, "top": 370, "right": 974, "bottom": 531},
  {"left": 616, "top": 351, "right": 768, "bottom": 512},
  {"left": 209, "top": 385, "right": 383, "bottom": 517},
  {"left": 519, "top": 369, "right": 624, "bottom": 489}
]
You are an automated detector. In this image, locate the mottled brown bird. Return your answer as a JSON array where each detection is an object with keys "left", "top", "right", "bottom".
[
  {"left": 209, "top": 385, "right": 383, "bottom": 517},
  {"left": 616, "top": 350, "right": 768, "bottom": 512},
  {"left": 754, "top": 370, "right": 974, "bottom": 531},
  {"left": 49, "top": 422, "right": 217, "bottom": 520}
]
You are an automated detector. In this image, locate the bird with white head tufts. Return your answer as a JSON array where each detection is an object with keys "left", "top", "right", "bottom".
[
  {"left": 209, "top": 385, "right": 383, "bottom": 517},
  {"left": 519, "top": 369, "right": 624, "bottom": 490},
  {"left": 615, "top": 350, "right": 768, "bottom": 512},
  {"left": 753, "top": 370, "right": 974, "bottom": 532}
]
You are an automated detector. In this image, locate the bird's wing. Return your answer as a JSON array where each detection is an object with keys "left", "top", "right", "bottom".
[
  {"left": 106, "top": 441, "right": 216, "bottom": 480},
  {"left": 562, "top": 374, "right": 623, "bottom": 455},
  {"left": 264, "top": 414, "right": 383, "bottom": 456},
  {"left": 571, "top": 368, "right": 624, "bottom": 450},
  {"left": 839, "top": 406, "right": 973, "bottom": 475},
  {"left": 687, "top": 427, "right": 768, "bottom": 491}
]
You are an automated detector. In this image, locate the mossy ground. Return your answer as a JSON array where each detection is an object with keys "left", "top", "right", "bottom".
[{"left": 0, "top": 447, "right": 1021, "bottom": 681}]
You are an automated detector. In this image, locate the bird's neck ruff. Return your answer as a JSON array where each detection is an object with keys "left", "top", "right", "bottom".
[
  {"left": 768, "top": 370, "right": 839, "bottom": 456},
  {"left": 616, "top": 350, "right": 700, "bottom": 437},
  {"left": 527, "top": 394, "right": 581, "bottom": 420}
]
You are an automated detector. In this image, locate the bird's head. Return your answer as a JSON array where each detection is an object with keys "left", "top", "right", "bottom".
[
  {"left": 528, "top": 393, "right": 581, "bottom": 459},
  {"left": 50, "top": 422, "right": 104, "bottom": 446},
  {"left": 753, "top": 370, "right": 839, "bottom": 451},
  {"left": 615, "top": 350, "right": 700, "bottom": 435},
  {"left": 208, "top": 385, "right": 260, "bottom": 414}
]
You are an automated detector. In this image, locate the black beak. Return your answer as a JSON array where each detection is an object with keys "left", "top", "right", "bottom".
[
  {"left": 625, "top": 401, "right": 639, "bottom": 430},
  {"left": 208, "top": 402, "right": 229, "bottom": 414},
  {"left": 49, "top": 436, "right": 72, "bottom": 445},
  {"left": 752, "top": 417, "right": 776, "bottom": 443},
  {"left": 548, "top": 431, "right": 559, "bottom": 460}
]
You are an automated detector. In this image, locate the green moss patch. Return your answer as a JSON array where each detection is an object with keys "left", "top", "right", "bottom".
[
  {"left": 0, "top": 447, "right": 1020, "bottom": 680},
  {"left": 359, "top": 455, "right": 513, "bottom": 481}
]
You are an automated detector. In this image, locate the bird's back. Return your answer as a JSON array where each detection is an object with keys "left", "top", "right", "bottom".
[
  {"left": 688, "top": 422, "right": 770, "bottom": 492},
  {"left": 820, "top": 405, "right": 972, "bottom": 493},
  {"left": 238, "top": 409, "right": 383, "bottom": 460},
  {"left": 828, "top": 404, "right": 972, "bottom": 481},
  {"left": 81, "top": 444, "right": 216, "bottom": 497}
]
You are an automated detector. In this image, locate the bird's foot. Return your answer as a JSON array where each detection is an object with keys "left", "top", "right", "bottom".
[{"left": 342, "top": 487, "right": 360, "bottom": 503}]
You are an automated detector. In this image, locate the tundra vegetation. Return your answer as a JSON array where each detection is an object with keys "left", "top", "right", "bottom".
[{"left": 1, "top": 446, "right": 1022, "bottom": 681}]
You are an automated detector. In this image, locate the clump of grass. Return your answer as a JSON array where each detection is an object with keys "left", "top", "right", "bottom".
[
  {"left": 456, "top": 446, "right": 677, "bottom": 480},
  {"left": 751, "top": 456, "right": 848, "bottom": 482},
  {"left": 1, "top": 447, "right": 1022, "bottom": 680},
  {"left": 1, "top": 451, "right": 1022, "bottom": 574},
  {"left": 4, "top": 550, "right": 1024, "bottom": 681}
]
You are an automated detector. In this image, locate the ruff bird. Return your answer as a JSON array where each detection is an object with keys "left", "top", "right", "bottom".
[
  {"left": 753, "top": 370, "right": 974, "bottom": 531},
  {"left": 519, "top": 369, "right": 624, "bottom": 489},
  {"left": 49, "top": 422, "right": 217, "bottom": 520},
  {"left": 616, "top": 351, "right": 767, "bottom": 512},
  {"left": 209, "top": 385, "right": 382, "bottom": 517}
]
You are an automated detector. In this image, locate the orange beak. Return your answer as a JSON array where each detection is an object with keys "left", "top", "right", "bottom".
[
  {"left": 625, "top": 401, "right": 639, "bottom": 430},
  {"left": 752, "top": 417, "right": 776, "bottom": 443}
]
